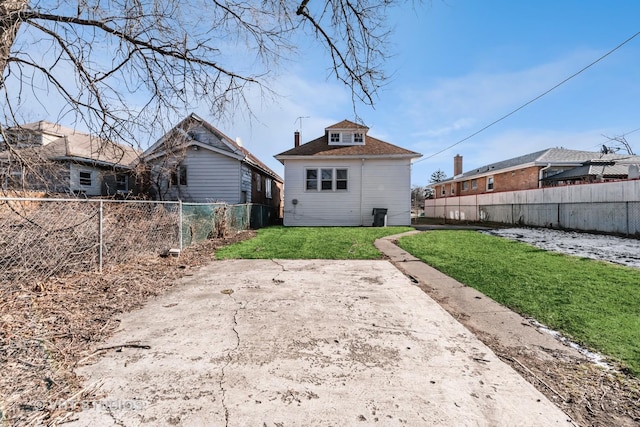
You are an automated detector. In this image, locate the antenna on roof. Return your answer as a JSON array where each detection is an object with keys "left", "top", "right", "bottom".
[{"left": 294, "top": 116, "right": 310, "bottom": 131}]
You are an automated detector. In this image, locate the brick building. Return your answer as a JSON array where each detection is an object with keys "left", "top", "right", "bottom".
[{"left": 431, "top": 148, "right": 638, "bottom": 199}]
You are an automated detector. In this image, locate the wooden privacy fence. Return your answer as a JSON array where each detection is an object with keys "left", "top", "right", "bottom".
[{"left": 424, "top": 180, "right": 640, "bottom": 236}]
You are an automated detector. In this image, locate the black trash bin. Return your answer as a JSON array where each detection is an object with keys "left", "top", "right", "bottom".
[{"left": 372, "top": 208, "right": 388, "bottom": 227}]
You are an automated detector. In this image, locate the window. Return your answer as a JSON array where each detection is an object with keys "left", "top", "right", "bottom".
[
  {"left": 330, "top": 132, "right": 340, "bottom": 143},
  {"left": 471, "top": 179, "right": 477, "bottom": 190},
  {"left": 441, "top": 186, "right": 446, "bottom": 196},
  {"left": 451, "top": 184, "right": 455, "bottom": 195},
  {"left": 321, "top": 169, "right": 333, "bottom": 190},
  {"left": 306, "top": 169, "right": 317, "bottom": 190},
  {"left": 265, "top": 178, "right": 272, "bottom": 199},
  {"left": 116, "top": 174, "right": 128, "bottom": 192},
  {"left": 305, "top": 168, "right": 348, "bottom": 191},
  {"left": 462, "top": 181, "right": 469, "bottom": 191},
  {"left": 170, "top": 165, "right": 187, "bottom": 186},
  {"left": 487, "top": 176, "right": 494, "bottom": 191},
  {"left": 336, "top": 169, "right": 348, "bottom": 190},
  {"left": 354, "top": 133, "right": 363, "bottom": 143},
  {"left": 79, "top": 171, "right": 92, "bottom": 186},
  {"left": 256, "top": 173, "right": 262, "bottom": 192}
]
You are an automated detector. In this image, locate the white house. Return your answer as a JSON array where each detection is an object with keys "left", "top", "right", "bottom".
[
  {"left": 275, "top": 120, "right": 422, "bottom": 226},
  {"left": 142, "top": 113, "right": 283, "bottom": 209}
]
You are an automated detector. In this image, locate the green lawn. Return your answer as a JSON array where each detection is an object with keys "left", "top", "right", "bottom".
[
  {"left": 216, "top": 226, "right": 414, "bottom": 259},
  {"left": 397, "top": 230, "right": 640, "bottom": 375}
]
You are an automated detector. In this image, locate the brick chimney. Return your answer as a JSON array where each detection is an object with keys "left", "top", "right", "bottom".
[
  {"left": 294, "top": 131, "right": 300, "bottom": 148},
  {"left": 454, "top": 154, "right": 463, "bottom": 176}
]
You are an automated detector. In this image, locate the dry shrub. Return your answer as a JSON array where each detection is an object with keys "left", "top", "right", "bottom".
[{"left": 0, "top": 230, "right": 255, "bottom": 426}]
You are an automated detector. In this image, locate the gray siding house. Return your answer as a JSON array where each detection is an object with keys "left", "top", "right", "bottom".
[{"left": 142, "top": 114, "right": 283, "bottom": 210}]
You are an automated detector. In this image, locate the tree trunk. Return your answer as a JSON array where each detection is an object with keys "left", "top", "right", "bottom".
[{"left": 0, "top": 0, "right": 28, "bottom": 87}]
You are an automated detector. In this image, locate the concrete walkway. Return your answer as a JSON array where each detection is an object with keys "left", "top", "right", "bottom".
[
  {"left": 68, "top": 257, "right": 572, "bottom": 426},
  {"left": 375, "top": 231, "right": 585, "bottom": 359}
]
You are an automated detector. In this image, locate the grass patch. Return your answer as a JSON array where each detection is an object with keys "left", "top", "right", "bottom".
[
  {"left": 216, "top": 226, "right": 413, "bottom": 260},
  {"left": 397, "top": 230, "right": 640, "bottom": 376}
]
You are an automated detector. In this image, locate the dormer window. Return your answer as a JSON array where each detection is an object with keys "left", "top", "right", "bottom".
[{"left": 327, "top": 130, "right": 366, "bottom": 145}]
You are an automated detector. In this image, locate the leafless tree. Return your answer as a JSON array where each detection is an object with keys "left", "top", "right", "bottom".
[
  {"left": 1, "top": 0, "right": 403, "bottom": 142},
  {"left": 601, "top": 134, "right": 636, "bottom": 156}
]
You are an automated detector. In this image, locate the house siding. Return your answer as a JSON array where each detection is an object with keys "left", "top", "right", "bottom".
[
  {"left": 282, "top": 158, "right": 412, "bottom": 226},
  {"left": 156, "top": 149, "right": 241, "bottom": 203},
  {"left": 69, "top": 163, "right": 102, "bottom": 196},
  {"left": 240, "top": 164, "right": 252, "bottom": 203}
]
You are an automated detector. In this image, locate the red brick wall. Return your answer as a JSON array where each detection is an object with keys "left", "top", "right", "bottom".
[{"left": 435, "top": 166, "right": 542, "bottom": 198}]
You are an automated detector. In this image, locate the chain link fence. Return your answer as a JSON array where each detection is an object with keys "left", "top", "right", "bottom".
[{"left": 0, "top": 197, "right": 277, "bottom": 287}]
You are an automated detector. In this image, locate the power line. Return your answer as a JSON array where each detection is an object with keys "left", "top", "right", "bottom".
[{"left": 415, "top": 30, "right": 640, "bottom": 165}]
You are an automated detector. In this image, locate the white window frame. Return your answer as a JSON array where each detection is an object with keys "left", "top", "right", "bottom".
[
  {"left": 265, "top": 178, "right": 272, "bottom": 199},
  {"left": 441, "top": 186, "right": 446, "bottom": 196},
  {"left": 305, "top": 167, "right": 349, "bottom": 192},
  {"left": 486, "top": 176, "right": 494, "bottom": 191},
  {"left": 450, "top": 184, "right": 455, "bottom": 195},
  {"left": 170, "top": 165, "right": 187, "bottom": 186},
  {"left": 328, "top": 131, "right": 365, "bottom": 145}
]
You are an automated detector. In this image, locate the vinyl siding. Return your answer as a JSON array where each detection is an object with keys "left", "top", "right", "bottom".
[
  {"left": 159, "top": 149, "right": 241, "bottom": 203},
  {"left": 69, "top": 163, "right": 102, "bottom": 196},
  {"left": 282, "top": 158, "right": 412, "bottom": 226}
]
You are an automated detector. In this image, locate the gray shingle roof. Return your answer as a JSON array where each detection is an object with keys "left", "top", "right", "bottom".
[{"left": 451, "top": 148, "right": 630, "bottom": 181}]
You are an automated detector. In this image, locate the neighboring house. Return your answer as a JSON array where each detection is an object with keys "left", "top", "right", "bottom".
[
  {"left": 0, "top": 121, "right": 138, "bottom": 196},
  {"left": 431, "top": 148, "right": 640, "bottom": 199},
  {"left": 274, "top": 120, "right": 422, "bottom": 226},
  {"left": 541, "top": 159, "right": 640, "bottom": 186},
  {"left": 141, "top": 113, "right": 283, "bottom": 211}
]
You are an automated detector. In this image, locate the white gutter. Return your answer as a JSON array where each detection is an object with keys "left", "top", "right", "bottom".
[{"left": 538, "top": 163, "right": 551, "bottom": 188}]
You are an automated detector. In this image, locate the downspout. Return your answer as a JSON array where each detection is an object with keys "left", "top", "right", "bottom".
[
  {"left": 538, "top": 163, "right": 551, "bottom": 188},
  {"left": 360, "top": 158, "right": 365, "bottom": 226}
]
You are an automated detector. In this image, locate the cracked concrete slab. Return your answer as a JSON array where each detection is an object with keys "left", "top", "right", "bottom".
[{"left": 68, "top": 259, "right": 571, "bottom": 426}]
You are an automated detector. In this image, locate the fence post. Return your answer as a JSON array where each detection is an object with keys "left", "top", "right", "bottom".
[
  {"left": 178, "top": 200, "right": 183, "bottom": 251},
  {"left": 99, "top": 200, "right": 103, "bottom": 273}
]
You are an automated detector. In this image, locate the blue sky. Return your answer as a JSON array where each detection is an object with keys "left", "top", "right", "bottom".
[
  {"left": 10, "top": 1, "right": 640, "bottom": 186},
  {"left": 228, "top": 0, "right": 640, "bottom": 185}
]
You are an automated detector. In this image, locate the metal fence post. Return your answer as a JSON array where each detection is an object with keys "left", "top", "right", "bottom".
[
  {"left": 179, "top": 200, "right": 183, "bottom": 251},
  {"left": 99, "top": 200, "right": 103, "bottom": 273}
]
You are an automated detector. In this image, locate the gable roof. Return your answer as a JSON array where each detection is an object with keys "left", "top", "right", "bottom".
[
  {"left": 440, "top": 148, "right": 630, "bottom": 184},
  {"left": 2, "top": 121, "right": 139, "bottom": 167},
  {"left": 275, "top": 120, "right": 421, "bottom": 160},
  {"left": 143, "top": 113, "right": 283, "bottom": 182}
]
